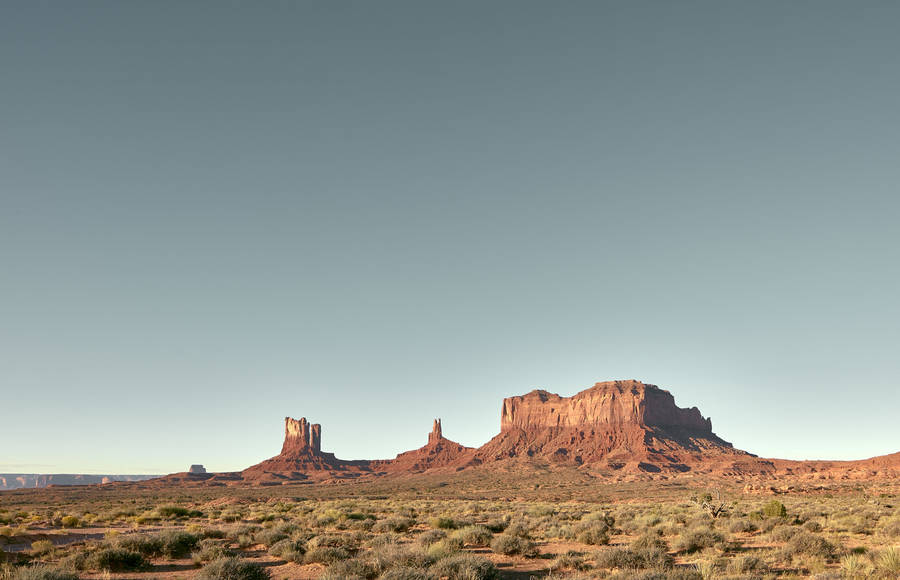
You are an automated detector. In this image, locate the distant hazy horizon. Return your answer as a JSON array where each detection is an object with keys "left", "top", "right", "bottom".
[{"left": 3, "top": 1, "right": 899, "bottom": 473}]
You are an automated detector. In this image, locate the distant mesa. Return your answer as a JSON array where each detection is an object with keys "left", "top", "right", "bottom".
[
  {"left": 0, "top": 474, "right": 158, "bottom": 490},
  {"left": 147, "top": 379, "right": 900, "bottom": 487},
  {"left": 240, "top": 380, "right": 758, "bottom": 481},
  {"left": 188, "top": 464, "right": 207, "bottom": 474},
  {"left": 477, "top": 380, "right": 748, "bottom": 473}
]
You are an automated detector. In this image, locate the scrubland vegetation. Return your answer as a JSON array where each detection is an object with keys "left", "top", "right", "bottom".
[{"left": 0, "top": 474, "right": 898, "bottom": 579}]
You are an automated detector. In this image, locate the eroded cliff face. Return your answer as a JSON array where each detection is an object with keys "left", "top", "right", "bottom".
[
  {"left": 476, "top": 380, "right": 740, "bottom": 472},
  {"left": 243, "top": 416, "right": 364, "bottom": 480},
  {"left": 500, "top": 380, "right": 712, "bottom": 433},
  {"left": 281, "top": 417, "right": 322, "bottom": 455}
]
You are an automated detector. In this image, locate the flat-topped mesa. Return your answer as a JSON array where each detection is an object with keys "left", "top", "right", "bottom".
[
  {"left": 500, "top": 380, "right": 712, "bottom": 434},
  {"left": 281, "top": 417, "right": 322, "bottom": 455},
  {"left": 428, "top": 418, "right": 442, "bottom": 444}
]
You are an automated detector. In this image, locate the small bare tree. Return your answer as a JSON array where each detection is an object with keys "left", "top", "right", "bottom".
[{"left": 691, "top": 489, "right": 728, "bottom": 518}]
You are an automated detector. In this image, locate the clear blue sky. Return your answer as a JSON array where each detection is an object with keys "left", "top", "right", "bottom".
[{"left": 2, "top": 1, "right": 898, "bottom": 474}]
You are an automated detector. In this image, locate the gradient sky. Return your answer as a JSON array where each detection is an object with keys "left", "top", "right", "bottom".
[{"left": 2, "top": 1, "right": 899, "bottom": 474}]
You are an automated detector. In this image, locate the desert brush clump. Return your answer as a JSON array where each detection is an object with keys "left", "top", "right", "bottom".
[
  {"left": 65, "top": 547, "right": 150, "bottom": 572},
  {"left": 550, "top": 550, "right": 591, "bottom": 572},
  {"left": 253, "top": 523, "right": 296, "bottom": 547},
  {"left": 489, "top": 532, "right": 538, "bottom": 557},
  {"left": 449, "top": 525, "right": 493, "bottom": 546},
  {"left": 304, "top": 546, "right": 352, "bottom": 564},
  {"left": 115, "top": 530, "right": 200, "bottom": 558},
  {"left": 674, "top": 526, "right": 725, "bottom": 553},
  {"left": 267, "top": 538, "right": 306, "bottom": 563},
  {"left": 416, "top": 529, "right": 446, "bottom": 547},
  {"left": 192, "top": 538, "right": 236, "bottom": 563},
  {"left": 430, "top": 554, "right": 498, "bottom": 580},
  {"left": 762, "top": 499, "right": 788, "bottom": 519},
  {"left": 29, "top": 541, "right": 54, "bottom": 557},
  {"left": 369, "top": 544, "right": 434, "bottom": 574},
  {"left": 319, "top": 557, "right": 377, "bottom": 580},
  {"left": 875, "top": 545, "right": 900, "bottom": 577},
  {"left": 373, "top": 517, "right": 415, "bottom": 533},
  {"left": 196, "top": 557, "right": 270, "bottom": 580},
  {"left": 783, "top": 531, "right": 838, "bottom": 560},
  {"left": 5, "top": 567, "right": 79, "bottom": 580},
  {"left": 424, "top": 538, "right": 463, "bottom": 560}
]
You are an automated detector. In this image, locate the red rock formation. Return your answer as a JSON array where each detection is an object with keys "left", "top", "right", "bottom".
[
  {"left": 376, "top": 419, "right": 474, "bottom": 473},
  {"left": 242, "top": 417, "right": 369, "bottom": 481},
  {"left": 474, "top": 380, "right": 751, "bottom": 473},
  {"left": 183, "top": 380, "right": 900, "bottom": 486},
  {"left": 428, "top": 419, "right": 442, "bottom": 444}
]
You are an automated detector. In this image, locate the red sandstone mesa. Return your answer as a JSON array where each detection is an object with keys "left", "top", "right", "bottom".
[{"left": 159, "top": 379, "right": 899, "bottom": 486}]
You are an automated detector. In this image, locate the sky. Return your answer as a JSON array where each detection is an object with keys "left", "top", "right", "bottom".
[{"left": 2, "top": 1, "right": 899, "bottom": 474}]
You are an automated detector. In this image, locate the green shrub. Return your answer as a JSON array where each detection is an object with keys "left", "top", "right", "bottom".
[
  {"left": 370, "top": 543, "right": 434, "bottom": 573},
  {"left": 254, "top": 525, "right": 294, "bottom": 547},
  {"left": 157, "top": 505, "right": 196, "bottom": 518},
  {"left": 575, "top": 522, "right": 609, "bottom": 546},
  {"left": 762, "top": 500, "right": 787, "bottom": 519},
  {"left": 59, "top": 516, "right": 79, "bottom": 529},
  {"left": 489, "top": 533, "right": 537, "bottom": 557},
  {"left": 674, "top": 528, "right": 724, "bottom": 553},
  {"left": 450, "top": 525, "right": 492, "bottom": 547},
  {"left": 501, "top": 521, "right": 531, "bottom": 538},
  {"left": 267, "top": 539, "right": 305, "bottom": 563},
  {"left": 158, "top": 530, "right": 200, "bottom": 558},
  {"left": 30, "top": 541, "right": 54, "bottom": 556},
  {"left": 595, "top": 547, "right": 642, "bottom": 569},
  {"left": 196, "top": 557, "right": 270, "bottom": 580},
  {"left": 428, "top": 517, "right": 457, "bottom": 530},
  {"left": 71, "top": 548, "right": 150, "bottom": 571},
  {"left": 595, "top": 535, "right": 673, "bottom": 571},
  {"left": 431, "top": 554, "right": 499, "bottom": 580},
  {"left": 425, "top": 538, "right": 462, "bottom": 560},
  {"left": 308, "top": 533, "right": 359, "bottom": 551},
  {"left": 117, "top": 530, "right": 199, "bottom": 558},
  {"left": 115, "top": 533, "right": 163, "bottom": 556}
]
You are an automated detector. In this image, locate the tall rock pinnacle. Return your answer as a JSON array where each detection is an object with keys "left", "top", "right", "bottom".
[{"left": 428, "top": 418, "right": 442, "bottom": 444}]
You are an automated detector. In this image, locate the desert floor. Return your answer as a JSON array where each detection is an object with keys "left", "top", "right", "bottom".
[{"left": 2, "top": 469, "right": 899, "bottom": 579}]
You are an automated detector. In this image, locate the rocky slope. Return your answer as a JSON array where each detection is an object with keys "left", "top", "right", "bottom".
[{"left": 372, "top": 419, "right": 474, "bottom": 473}]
